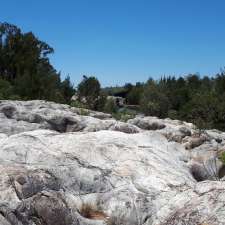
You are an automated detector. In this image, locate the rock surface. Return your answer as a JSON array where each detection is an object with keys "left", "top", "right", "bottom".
[{"left": 0, "top": 100, "right": 225, "bottom": 225}]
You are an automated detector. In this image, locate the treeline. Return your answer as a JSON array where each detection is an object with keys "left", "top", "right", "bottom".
[
  {"left": 104, "top": 74, "right": 225, "bottom": 131},
  {"left": 0, "top": 22, "right": 74, "bottom": 103},
  {"left": 74, "top": 73, "right": 225, "bottom": 131}
]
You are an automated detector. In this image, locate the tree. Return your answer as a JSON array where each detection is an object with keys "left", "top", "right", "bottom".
[
  {"left": 77, "top": 76, "right": 101, "bottom": 110},
  {"left": 103, "top": 98, "right": 118, "bottom": 113},
  {"left": 0, "top": 23, "right": 53, "bottom": 81},
  {"left": 140, "top": 80, "right": 170, "bottom": 117},
  {"left": 186, "top": 74, "right": 201, "bottom": 92},
  {"left": 0, "top": 22, "right": 73, "bottom": 103},
  {"left": 0, "top": 78, "right": 15, "bottom": 99},
  {"left": 124, "top": 83, "right": 133, "bottom": 93},
  {"left": 180, "top": 92, "right": 219, "bottom": 129},
  {"left": 126, "top": 83, "right": 143, "bottom": 105},
  {"left": 60, "top": 75, "right": 75, "bottom": 104}
]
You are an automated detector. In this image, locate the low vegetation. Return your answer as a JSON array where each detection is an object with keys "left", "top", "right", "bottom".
[
  {"left": 78, "top": 202, "right": 139, "bottom": 225},
  {"left": 78, "top": 203, "right": 107, "bottom": 220},
  {"left": 112, "top": 109, "right": 136, "bottom": 122},
  {"left": 219, "top": 152, "right": 225, "bottom": 165}
]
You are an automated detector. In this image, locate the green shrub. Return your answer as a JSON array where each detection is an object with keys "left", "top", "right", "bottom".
[
  {"left": 70, "top": 101, "right": 89, "bottom": 116},
  {"left": 79, "top": 108, "right": 89, "bottom": 116},
  {"left": 104, "top": 98, "right": 118, "bottom": 114},
  {"left": 167, "top": 110, "right": 178, "bottom": 120},
  {"left": 71, "top": 100, "right": 86, "bottom": 109},
  {"left": 0, "top": 78, "right": 14, "bottom": 99},
  {"left": 112, "top": 110, "right": 136, "bottom": 122},
  {"left": 219, "top": 152, "right": 225, "bottom": 165}
]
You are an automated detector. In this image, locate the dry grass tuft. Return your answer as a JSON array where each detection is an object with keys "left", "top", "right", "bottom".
[{"left": 79, "top": 203, "right": 107, "bottom": 220}]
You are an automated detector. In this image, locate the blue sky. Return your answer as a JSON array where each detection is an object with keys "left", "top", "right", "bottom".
[{"left": 1, "top": 0, "right": 225, "bottom": 86}]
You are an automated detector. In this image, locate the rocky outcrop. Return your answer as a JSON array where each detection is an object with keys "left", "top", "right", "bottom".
[
  {"left": 128, "top": 116, "right": 166, "bottom": 130},
  {"left": 0, "top": 100, "right": 225, "bottom": 225},
  {"left": 0, "top": 100, "right": 138, "bottom": 135}
]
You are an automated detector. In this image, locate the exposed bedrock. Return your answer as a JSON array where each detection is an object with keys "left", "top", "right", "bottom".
[{"left": 0, "top": 100, "right": 225, "bottom": 224}]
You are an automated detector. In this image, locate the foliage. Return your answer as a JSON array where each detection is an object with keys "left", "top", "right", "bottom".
[
  {"left": 179, "top": 92, "right": 219, "bottom": 129},
  {"left": 126, "top": 83, "right": 144, "bottom": 105},
  {"left": 167, "top": 110, "right": 178, "bottom": 120},
  {"left": 60, "top": 75, "right": 75, "bottom": 104},
  {"left": 79, "top": 108, "right": 90, "bottom": 116},
  {"left": 103, "top": 98, "right": 118, "bottom": 113},
  {"left": 71, "top": 100, "right": 86, "bottom": 109},
  {"left": 0, "top": 22, "right": 74, "bottom": 103},
  {"left": 94, "top": 91, "right": 107, "bottom": 111},
  {"left": 103, "top": 86, "right": 125, "bottom": 96},
  {"left": 77, "top": 76, "right": 107, "bottom": 111},
  {"left": 219, "top": 152, "right": 225, "bottom": 165},
  {"left": 112, "top": 108, "right": 136, "bottom": 122},
  {"left": 0, "top": 78, "right": 14, "bottom": 99},
  {"left": 70, "top": 100, "right": 90, "bottom": 115},
  {"left": 140, "top": 80, "right": 170, "bottom": 117},
  {"left": 76, "top": 72, "right": 225, "bottom": 131},
  {"left": 132, "top": 73, "right": 225, "bottom": 131}
]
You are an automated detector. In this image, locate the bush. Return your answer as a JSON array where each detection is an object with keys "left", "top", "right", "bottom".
[
  {"left": 140, "top": 81, "right": 170, "bottom": 118},
  {"left": 219, "top": 152, "right": 225, "bottom": 165},
  {"left": 71, "top": 100, "right": 86, "bottom": 109},
  {"left": 0, "top": 78, "right": 15, "bottom": 99},
  {"left": 77, "top": 76, "right": 101, "bottom": 110},
  {"left": 112, "top": 108, "right": 136, "bottom": 122},
  {"left": 104, "top": 98, "right": 118, "bottom": 113},
  {"left": 168, "top": 110, "right": 179, "bottom": 120},
  {"left": 79, "top": 108, "right": 89, "bottom": 116},
  {"left": 180, "top": 92, "right": 219, "bottom": 130}
]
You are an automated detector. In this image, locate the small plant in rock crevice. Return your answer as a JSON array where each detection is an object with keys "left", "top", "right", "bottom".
[
  {"left": 219, "top": 151, "right": 225, "bottom": 165},
  {"left": 78, "top": 203, "right": 107, "bottom": 220}
]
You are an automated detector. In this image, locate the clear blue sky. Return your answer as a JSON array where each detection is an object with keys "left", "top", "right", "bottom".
[{"left": 1, "top": 0, "right": 225, "bottom": 86}]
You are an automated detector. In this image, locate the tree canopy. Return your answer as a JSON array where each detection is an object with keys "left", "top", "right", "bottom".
[
  {"left": 102, "top": 73, "right": 225, "bottom": 131},
  {"left": 0, "top": 22, "right": 74, "bottom": 103},
  {"left": 77, "top": 76, "right": 106, "bottom": 110}
]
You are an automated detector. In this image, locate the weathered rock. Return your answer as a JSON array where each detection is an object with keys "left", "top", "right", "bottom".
[
  {"left": 88, "top": 111, "right": 112, "bottom": 120},
  {"left": 0, "top": 100, "right": 224, "bottom": 225},
  {"left": 109, "top": 121, "right": 140, "bottom": 133},
  {"left": 128, "top": 116, "right": 166, "bottom": 130},
  {"left": 179, "top": 126, "right": 192, "bottom": 137},
  {"left": 0, "top": 214, "right": 11, "bottom": 225},
  {"left": 183, "top": 135, "right": 208, "bottom": 150},
  {"left": 0, "top": 100, "right": 138, "bottom": 135}
]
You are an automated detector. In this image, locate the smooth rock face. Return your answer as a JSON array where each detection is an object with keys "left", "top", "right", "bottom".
[{"left": 0, "top": 100, "right": 225, "bottom": 225}]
